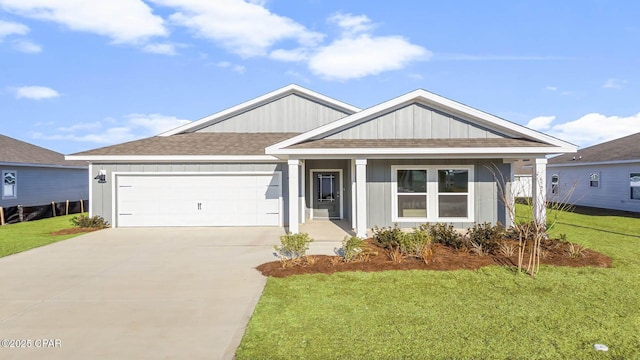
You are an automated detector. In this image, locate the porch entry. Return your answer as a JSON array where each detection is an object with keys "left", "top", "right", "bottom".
[{"left": 311, "top": 170, "right": 342, "bottom": 219}]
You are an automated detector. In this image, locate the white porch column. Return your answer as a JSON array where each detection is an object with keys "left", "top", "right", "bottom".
[
  {"left": 350, "top": 159, "right": 356, "bottom": 230},
  {"left": 355, "top": 159, "right": 367, "bottom": 238},
  {"left": 288, "top": 159, "right": 300, "bottom": 234},
  {"left": 506, "top": 160, "right": 515, "bottom": 227},
  {"left": 300, "top": 160, "right": 306, "bottom": 224},
  {"left": 532, "top": 158, "right": 547, "bottom": 228}
]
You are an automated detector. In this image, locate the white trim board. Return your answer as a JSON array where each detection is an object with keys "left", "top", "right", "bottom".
[{"left": 66, "top": 155, "right": 282, "bottom": 162}]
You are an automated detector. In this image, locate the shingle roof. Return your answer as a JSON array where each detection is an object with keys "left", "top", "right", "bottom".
[
  {"left": 287, "top": 138, "right": 548, "bottom": 149},
  {"left": 0, "top": 134, "right": 86, "bottom": 167},
  {"left": 71, "top": 132, "right": 301, "bottom": 156},
  {"left": 548, "top": 132, "right": 640, "bottom": 165}
]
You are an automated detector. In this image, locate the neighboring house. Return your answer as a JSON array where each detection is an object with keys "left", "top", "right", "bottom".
[
  {"left": 67, "top": 85, "right": 576, "bottom": 236},
  {"left": 0, "top": 134, "right": 88, "bottom": 208},
  {"left": 512, "top": 159, "right": 533, "bottom": 198},
  {"left": 547, "top": 132, "right": 640, "bottom": 213}
]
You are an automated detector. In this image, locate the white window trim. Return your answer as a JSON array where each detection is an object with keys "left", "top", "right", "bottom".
[
  {"left": 589, "top": 172, "right": 600, "bottom": 188},
  {"left": 391, "top": 165, "right": 475, "bottom": 223},
  {"left": 2, "top": 170, "right": 17, "bottom": 200},
  {"left": 631, "top": 172, "right": 640, "bottom": 201}
]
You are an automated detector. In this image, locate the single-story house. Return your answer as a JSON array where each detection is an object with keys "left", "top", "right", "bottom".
[
  {"left": 67, "top": 85, "right": 576, "bottom": 236},
  {"left": 0, "top": 134, "right": 88, "bottom": 208},
  {"left": 547, "top": 132, "right": 640, "bottom": 213}
]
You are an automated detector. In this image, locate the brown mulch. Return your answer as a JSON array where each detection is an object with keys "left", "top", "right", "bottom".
[
  {"left": 50, "top": 228, "right": 102, "bottom": 236},
  {"left": 257, "top": 239, "right": 612, "bottom": 278}
]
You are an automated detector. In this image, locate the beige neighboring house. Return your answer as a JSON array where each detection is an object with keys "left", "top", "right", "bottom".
[
  {"left": 0, "top": 134, "right": 88, "bottom": 208},
  {"left": 547, "top": 132, "right": 640, "bottom": 212}
]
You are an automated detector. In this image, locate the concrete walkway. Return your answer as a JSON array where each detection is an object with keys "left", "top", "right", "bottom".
[{"left": 0, "top": 227, "right": 284, "bottom": 360}]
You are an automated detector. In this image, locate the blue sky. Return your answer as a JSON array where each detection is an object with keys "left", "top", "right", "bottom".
[{"left": 1, "top": 0, "right": 638, "bottom": 154}]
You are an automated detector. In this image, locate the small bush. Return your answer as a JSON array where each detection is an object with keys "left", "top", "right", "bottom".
[
  {"left": 566, "top": 243, "right": 586, "bottom": 258},
  {"left": 499, "top": 243, "right": 516, "bottom": 257},
  {"left": 342, "top": 236, "right": 366, "bottom": 262},
  {"left": 398, "top": 228, "right": 433, "bottom": 262},
  {"left": 274, "top": 233, "right": 314, "bottom": 260},
  {"left": 465, "top": 222, "right": 504, "bottom": 254},
  {"left": 70, "top": 215, "right": 110, "bottom": 229},
  {"left": 421, "top": 223, "right": 464, "bottom": 249},
  {"left": 372, "top": 225, "right": 404, "bottom": 249}
]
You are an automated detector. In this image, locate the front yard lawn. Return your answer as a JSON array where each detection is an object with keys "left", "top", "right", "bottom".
[
  {"left": 0, "top": 214, "right": 91, "bottom": 258},
  {"left": 237, "top": 206, "right": 640, "bottom": 359}
]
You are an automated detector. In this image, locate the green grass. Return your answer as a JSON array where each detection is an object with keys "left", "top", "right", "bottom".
[
  {"left": 0, "top": 214, "right": 89, "bottom": 257},
  {"left": 237, "top": 206, "right": 640, "bottom": 359}
]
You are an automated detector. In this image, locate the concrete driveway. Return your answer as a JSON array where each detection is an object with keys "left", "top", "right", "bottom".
[{"left": 0, "top": 227, "right": 285, "bottom": 360}]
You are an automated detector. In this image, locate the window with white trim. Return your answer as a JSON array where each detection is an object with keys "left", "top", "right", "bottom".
[
  {"left": 589, "top": 172, "right": 600, "bottom": 188},
  {"left": 2, "top": 170, "right": 17, "bottom": 199},
  {"left": 392, "top": 165, "right": 474, "bottom": 222},
  {"left": 551, "top": 174, "right": 559, "bottom": 194},
  {"left": 631, "top": 173, "right": 640, "bottom": 200}
]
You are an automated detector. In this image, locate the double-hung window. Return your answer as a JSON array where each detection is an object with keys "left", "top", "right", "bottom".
[
  {"left": 2, "top": 170, "right": 17, "bottom": 199},
  {"left": 589, "top": 173, "right": 600, "bottom": 188},
  {"left": 392, "top": 165, "right": 474, "bottom": 222},
  {"left": 631, "top": 173, "right": 640, "bottom": 200}
]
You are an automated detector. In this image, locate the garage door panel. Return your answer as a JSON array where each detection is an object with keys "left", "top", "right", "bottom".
[{"left": 116, "top": 174, "right": 281, "bottom": 227}]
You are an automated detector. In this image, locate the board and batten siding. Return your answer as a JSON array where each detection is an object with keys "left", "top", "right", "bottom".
[
  {"left": 325, "top": 103, "right": 506, "bottom": 140},
  {"left": 91, "top": 163, "right": 288, "bottom": 226},
  {"left": 195, "top": 94, "right": 350, "bottom": 133},
  {"left": 0, "top": 166, "right": 88, "bottom": 208},
  {"left": 547, "top": 162, "right": 640, "bottom": 213},
  {"left": 366, "top": 159, "right": 509, "bottom": 229}
]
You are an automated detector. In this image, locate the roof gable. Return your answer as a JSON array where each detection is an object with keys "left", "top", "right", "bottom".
[
  {"left": 266, "top": 89, "right": 576, "bottom": 155},
  {"left": 160, "top": 84, "right": 361, "bottom": 136},
  {"left": 0, "top": 134, "right": 86, "bottom": 168},
  {"left": 549, "top": 132, "right": 640, "bottom": 165}
]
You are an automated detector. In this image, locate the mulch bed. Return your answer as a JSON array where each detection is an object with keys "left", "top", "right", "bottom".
[
  {"left": 50, "top": 228, "right": 102, "bottom": 236},
  {"left": 257, "top": 239, "right": 612, "bottom": 278}
]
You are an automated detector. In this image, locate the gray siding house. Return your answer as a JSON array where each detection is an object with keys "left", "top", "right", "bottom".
[
  {"left": 0, "top": 134, "right": 88, "bottom": 208},
  {"left": 547, "top": 132, "right": 640, "bottom": 213},
  {"left": 68, "top": 85, "right": 576, "bottom": 236}
]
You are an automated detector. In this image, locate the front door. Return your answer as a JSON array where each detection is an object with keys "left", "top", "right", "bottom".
[{"left": 312, "top": 171, "right": 340, "bottom": 219}]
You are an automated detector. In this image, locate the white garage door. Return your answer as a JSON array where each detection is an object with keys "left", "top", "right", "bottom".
[{"left": 115, "top": 173, "right": 281, "bottom": 227}]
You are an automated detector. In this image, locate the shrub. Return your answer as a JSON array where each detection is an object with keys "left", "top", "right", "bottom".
[
  {"left": 465, "top": 222, "right": 504, "bottom": 254},
  {"left": 274, "top": 233, "right": 314, "bottom": 260},
  {"left": 372, "top": 225, "right": 403, "bottom": 249},
  {"left": 342, "top": 236, "right": 366, "bottom": 262},
  {"left": 398, "top": 228, "right": 433, "bottom": 262},
  {"left": 70, "top": 215, "right": 110, "bottom": 229},
  {"left": 420, "top": 223, "right": 465, "bottom": 249}
]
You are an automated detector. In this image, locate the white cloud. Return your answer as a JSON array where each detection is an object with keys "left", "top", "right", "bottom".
[
  {"left": 526, "top": 115, "right": 555, "bottom": 131},
  {"left": 0, "top": 19, "right": 29, "bottom": 38},
  {"left": 328, "top": 13, "right": 374, "bottom": 36},
  {"left": 32, "top": 113, "right": 191, "bottom": 145},
  {"left": 408, "top": 73, "right": 424, "bottom": 80},
  {"left": 545, "top": 86, "right": 557, "bottom": 91},
  {"left": 151, "top": 0, "right": 323, "bottom": 57},
  {"left": 309, "top": 34, "right": 429, "bottom": 80},
  {"left": 126, "top": 113, "right": 191, "bottom": 134},
  {"left": 143, "top": 42, "right": 178, "bottom": 55},
  {"left": 603, "top": 78, "right": 626, "bottom": 89},
  {"left": 527, "top": 112, "right": 640, "bottom": 147},
  {"left": 0, "top": 0, "right": 167, "bottom": 44},
  {"left": 14, "top": 85, "right": 60, "bottom": 99},
  {"left": 11, "top": 38, "right": 41, "bottom": 53},
  {"left": 215, "top": 61, "right": 246, "bottom": 74},
  {"left": 269, "top": 48, "right": 309, "bottom": 62}
]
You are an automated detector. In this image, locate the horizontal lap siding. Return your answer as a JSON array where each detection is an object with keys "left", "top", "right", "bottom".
[
  {"left": 0, "top": 166, "right": 88, "bottom": 207},
  {"left": 91, "top": 163, "right": 287, "bottom": 225},
  {"left": 366, "top": 159, "right": 508, "bottom": 229},
  {"left": 196, "top": 94, "right": 349, "bottom": 133},
  {"left": 326, "top": 103, "right": 506, "bottom": 140},
  {"left": 548, "top": 163, "right": 640, "bottom": 212}
]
